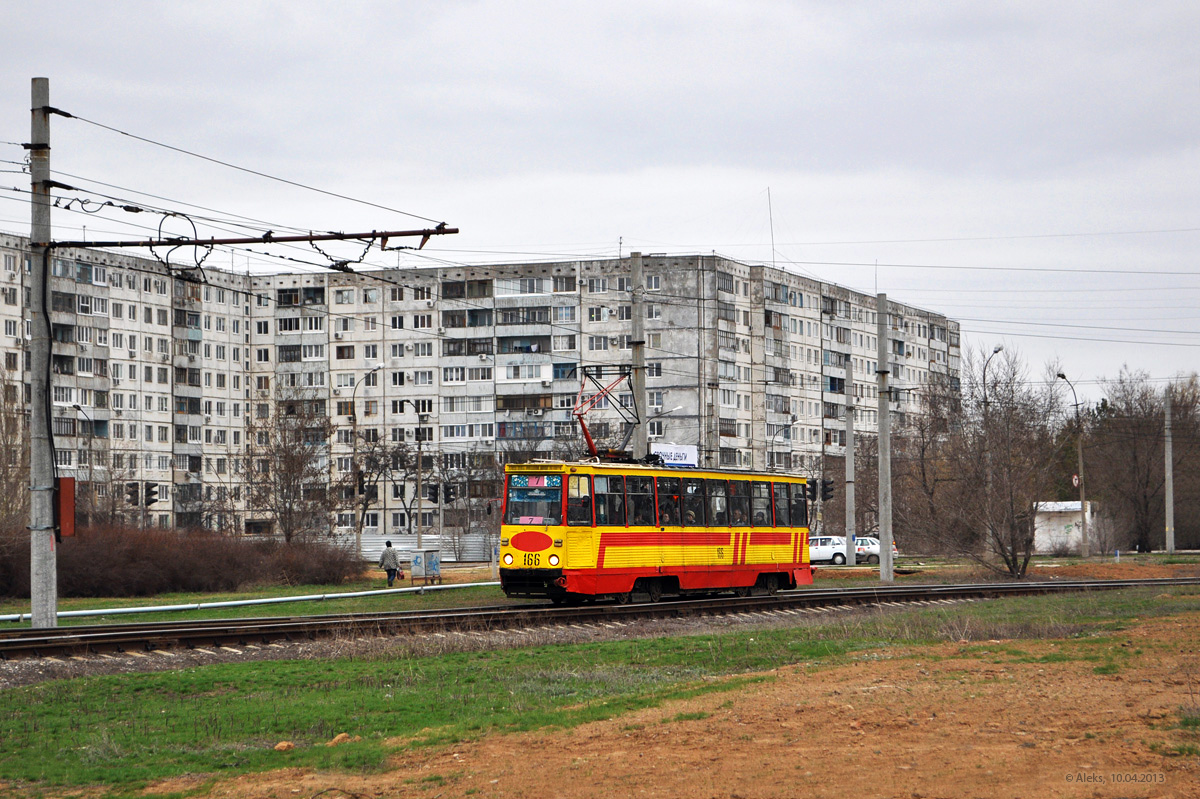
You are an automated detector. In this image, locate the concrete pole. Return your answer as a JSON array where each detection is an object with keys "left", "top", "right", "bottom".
[
  {"left": 29, "top": 78, "right": 58, "bottom": 628},
  {"left": 1076, "top": 412, "right": 1089, "bottom": 558},
  {"left": 876, "top": 294, "right": 893, "bottom": 582},
  {"left": 1165, "top": 390, "right": 1175, "bottom": 554},
  {"left": 630, "top": 252, "right": 648, "bottom": 460},
  {"left": 844, "top": 356, "right": 856, "bottom": 566}
]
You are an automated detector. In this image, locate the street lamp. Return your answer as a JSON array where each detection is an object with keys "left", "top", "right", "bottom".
[
  {"left": 769, "top": 413, "right": 799, "bottom": 472},
  {"left": 982, "top": 344, "right": 1003, "bottom": 407},
  {"left": 1056, "top": 372, "right": 1089, "bottom": 558},
  {"left": 415, "top": 412, "right": 430, "bottom": 549},
  {"left": 72, "top": 403, "right": 91, "bottom": 525},
  {"left": 644, "top": 403, "right": 682, "bottom": 441},
  {"left": 350, "top": 364, "right": 383, "bottom": 559}
]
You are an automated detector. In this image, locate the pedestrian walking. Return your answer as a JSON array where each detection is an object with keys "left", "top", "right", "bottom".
[{"left": 379, "top": 541, "right": 402, "bottom": 586}]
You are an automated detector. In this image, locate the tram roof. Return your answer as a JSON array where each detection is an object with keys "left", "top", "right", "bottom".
[{"left": 504, "top": 460, "right": 809, "bottom": 481}]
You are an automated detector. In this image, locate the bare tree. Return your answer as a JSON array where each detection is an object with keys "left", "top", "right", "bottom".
[
  {"left": 0, "top": 377, "right": 29, "bottom": 541},
  {"left": 893, "top": 373, "right": 963, "bottom": 553},
  {"left": 440, "top": 446, "right": 503, "bottom": 560},
  {"left": 1089, "top": 369, "right": 1200, "bottom": 552},
  {"left": 243, "top": 389, "right": 341, "bottom": 542},
  {"left": 894, "top": 350, "right": 1064, "bottom": 577}
]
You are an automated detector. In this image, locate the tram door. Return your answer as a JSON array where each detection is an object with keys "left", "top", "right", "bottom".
[{"left": 566, "top": 475, "right": 596, "bottom": 568}]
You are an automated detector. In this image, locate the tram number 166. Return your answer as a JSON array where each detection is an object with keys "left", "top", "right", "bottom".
[{"left": 523, "top": 553, "right": 541, "bottom": 567}]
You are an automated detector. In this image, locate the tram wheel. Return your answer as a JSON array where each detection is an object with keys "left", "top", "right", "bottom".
[
  {"left": 645, "top": 581, "right": 663, "bottom": 602},
  {"left": 614, "top": 592, "right": 632, "bottom": 605},
  {"left": 734, "top": 586, "right": 751, "bottom": 598}
]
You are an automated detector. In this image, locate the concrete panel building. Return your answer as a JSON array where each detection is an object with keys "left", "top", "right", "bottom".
[{"left": 0, "top": 233, "right": 959, "bottom": 554}]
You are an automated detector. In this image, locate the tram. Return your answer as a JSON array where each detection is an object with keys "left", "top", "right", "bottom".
[{"left": 498, "top": 460, "right": 814, "bottom": 602}]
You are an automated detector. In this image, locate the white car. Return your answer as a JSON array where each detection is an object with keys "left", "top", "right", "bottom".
[
  {"left": 808, "top": 536, "right": 852, "bottom": 565},
  {"left": 854, "top": 537, "right": 899, "bottom": 565}
]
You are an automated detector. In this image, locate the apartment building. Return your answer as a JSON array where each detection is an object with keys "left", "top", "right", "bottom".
[{"left": 0, "top": 233, "right": 960, "bottom": 549}]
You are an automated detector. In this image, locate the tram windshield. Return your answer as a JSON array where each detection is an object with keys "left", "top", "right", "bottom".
[{"left": 505, "top": 474, "right": 564, "bottom": 525}]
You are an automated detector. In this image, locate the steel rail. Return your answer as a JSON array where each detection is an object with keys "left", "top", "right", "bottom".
[{"left": 2, "top": 578, "right": 1197, "bottom": 660}]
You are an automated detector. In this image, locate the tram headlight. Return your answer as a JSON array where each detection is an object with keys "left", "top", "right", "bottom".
[
  {"left": 548, "top": 554, "right": 560, "bottom": 567},
  {"left": 503, "top": 553, "right": 514, "bottom": 565}
]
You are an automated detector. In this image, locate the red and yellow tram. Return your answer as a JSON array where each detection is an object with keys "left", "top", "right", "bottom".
[{"left": 498, "top": 461, "right": 814, "bottom": 602}]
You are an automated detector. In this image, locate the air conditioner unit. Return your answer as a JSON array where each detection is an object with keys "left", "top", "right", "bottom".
[
  {"left": 437, "top": 327, "right": 445, "bottom": 334},
  {"left": 258, "top": 390, "right": 269, "bottom": 398},
  {"left": 112, "top": 377, "right": 121, "bottom": 386},
  {"left": 114, "top": 409, "right": 122, "bottom": 417},
  {"left": 425, "top": 300, "right": 434, "bottom": 308},
  {"left": 531, "top": 409, "right": 543, "bottom": 416},
  {"left": 334, "top": 332, "right": 342, "bottom": 340},
  {"left": 405, "top": 343, "right": 414, "bottom": 351},
  {"left": 187, "top": 355, "right": 195, "bottom": 362},
  {"left": 541, "top": 379, "right": 552, "bottom": 387},
  {"left": 160, "top": 354, "right": 169, "bottom": 362},
  {"left": 128, "top": 350, "right": 136, "bottom": 359},
  {"left": 333, "top": 389, "right": 341, "bottom": 396}
]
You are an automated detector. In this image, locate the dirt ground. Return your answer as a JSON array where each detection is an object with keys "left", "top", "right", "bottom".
[{"left": 135, "top": 561, "right": 1200, "bottom": 799}]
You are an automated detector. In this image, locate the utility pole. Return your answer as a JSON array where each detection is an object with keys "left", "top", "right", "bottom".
[
  {"left": 29, "top": 78, "right": 57, "bottom": 628},
  {"left": 875, "top": 293, "right": 893, "bottom": 582},
  {"left": 630, "top": 252, "right": 648, "bottom": 460},
  {"left": 844, "top": 357, "right": 855, "bottom": 566},
  {"left": 1165, "top": 389, "right": 1175, "bottom": 554}
]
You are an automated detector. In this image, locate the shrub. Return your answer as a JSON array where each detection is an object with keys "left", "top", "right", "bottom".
[{"left": 0, "top": 527, "right": 363, "bottom": 598}]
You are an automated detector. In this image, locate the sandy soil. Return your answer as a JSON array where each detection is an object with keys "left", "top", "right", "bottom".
[{"left": 135, "top": 561, "right": 1200, "bottom": 799}]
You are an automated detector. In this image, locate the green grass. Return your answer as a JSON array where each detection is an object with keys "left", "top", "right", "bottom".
[{"left": 0, "top": 585, "right": 1197, "bottom": 794}]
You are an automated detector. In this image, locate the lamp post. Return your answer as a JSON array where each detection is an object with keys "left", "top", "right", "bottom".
[
  {"left": 1056, "top": 372, "right": 1088, "bottom": 558},
  {"left": 72, "top": 403, "right": 91, "bottom": 526},
  {"left": 981, "top": 345, "right": 1003, "bottom": 550},
  {"left": 982, "top": 345, "right": 1003, "bottom": 408},
  {"left": 768, "top": 413, "right": 799, "bottom": 472},
  {"left": 350, "top": 364, "right": 382, "bottom": 560},
  {"left": 415, "top": 412, "right": 429, "bottom": 549}
]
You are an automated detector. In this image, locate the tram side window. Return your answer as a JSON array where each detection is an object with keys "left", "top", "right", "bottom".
[
  {"left": 626, "top": 476, "right": 656, "bottom": 525},
  {"left": 567, "top": 475, "right": 593, "bottom": 526},
  {"left": 707, "top": 479, "right": 728, "bottom": 526},
  {"left": 772, "top": 482, "right": 791, "bottom": 527},
  {"left": 728, "top": 481, "right": 750, "bottom": 526},
  {"left": 791, "top": 484, "right": 809, "bottom": 528},
  {"left": 656, "top": 476, "right": 681, "bottom": 526},
  {"left": 681, "top": 477, "right": 706, "bottom": 527},
  {"left": 750, "top": 481, "right": 772, "bottom": 527},
  {"left": 594, "top": 475, "right": 626, "bottom": 526}
]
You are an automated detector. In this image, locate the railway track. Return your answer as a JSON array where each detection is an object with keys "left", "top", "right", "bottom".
[{"left": 2, "top": 577, "right": 1197, "bottom": 660}]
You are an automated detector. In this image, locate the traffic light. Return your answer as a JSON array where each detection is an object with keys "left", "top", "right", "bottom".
[
  {"left": 820, "top": 478, "right": 835, "bottom": 502},
  {"left": 428, "top": 483, "right": 440, "bottom": 503},
  {"left": 443, "top": 484, "right": 456, "bottom": 503},
  {"left": 805, "top": 481, "right": 818, "bottom": 502},
  {"left": 125, "top": 482, "right": 140, "bottom": 506},
  {"left": 144, "top": 481, "right": 159, "bottom": 506}
]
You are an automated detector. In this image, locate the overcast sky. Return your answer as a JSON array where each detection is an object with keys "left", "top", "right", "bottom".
[{"left": 2, "top": 1, "right": 1197, "bottom": 399}]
